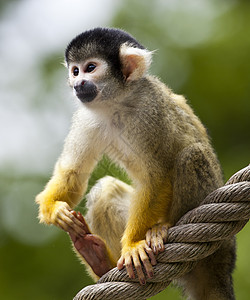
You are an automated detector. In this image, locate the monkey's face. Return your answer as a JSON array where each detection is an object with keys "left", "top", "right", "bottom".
[
  {"left": 68, "top": 58, "right": 109, "bottom": 103},
  {"left": 66, "top": 28, "right": 153, "bottom": 104}
]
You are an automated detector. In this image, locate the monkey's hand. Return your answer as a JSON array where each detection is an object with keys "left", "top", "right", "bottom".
[
  {"left": 52, "top": 201, "right": 87, "bottom": 236},
  {"left": 36, "top": 190, "right": 86, "bottom": 237},
  {"left": 69, "top": 211, "right": 113, "bottom": 277},
  {"left": 117, "top": 240, "right": 157, "bottom": 285},
  {"left": 146, "top": 223, "right": 169, "bottom": 255}
]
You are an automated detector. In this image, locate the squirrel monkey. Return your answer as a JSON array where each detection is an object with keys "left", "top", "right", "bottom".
[{"left": 36, "top": 28, "right": 236, "bottom": 299}]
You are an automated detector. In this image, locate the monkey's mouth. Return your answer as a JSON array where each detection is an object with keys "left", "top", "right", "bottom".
[
  {"left": 74, "top": 81, "right": 98, "bottom": 103},
  {"left": 76, "top": 92, "right": 98, "bottom": 103}
]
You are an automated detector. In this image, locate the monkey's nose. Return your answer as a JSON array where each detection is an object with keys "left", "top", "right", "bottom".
[
  {"left": 74, "top": 80, "right": 86, "bottom": 93},
  {"left": 73, "top": 80, "right": 98, "bottom": 103}
]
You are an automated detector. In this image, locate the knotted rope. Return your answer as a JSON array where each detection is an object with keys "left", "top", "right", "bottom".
[{"left": 74, "top": 165, "right": 250, "bottom": 300}]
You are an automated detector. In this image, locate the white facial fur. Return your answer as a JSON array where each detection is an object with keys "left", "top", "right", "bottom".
[{"left": 68, "top": 58, "right": 109, "bottom": 93}]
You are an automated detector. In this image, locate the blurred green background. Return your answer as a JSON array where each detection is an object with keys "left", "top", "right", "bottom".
[{"left": 0, "top": 0, "right": 249, "bottom": 299}]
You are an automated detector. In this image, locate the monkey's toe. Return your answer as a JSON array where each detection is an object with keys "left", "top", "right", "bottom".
[{"left": 146, "top": 223, "right": 169, "bottom": 254}]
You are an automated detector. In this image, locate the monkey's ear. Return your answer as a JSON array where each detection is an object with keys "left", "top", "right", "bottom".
[{"left": 120, "top": 44, "right": 153, "bottom": 81}]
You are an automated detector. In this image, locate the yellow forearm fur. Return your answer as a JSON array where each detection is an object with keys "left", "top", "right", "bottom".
[{"left": 36, "top": 167, "right": 87, "bottom": 224}]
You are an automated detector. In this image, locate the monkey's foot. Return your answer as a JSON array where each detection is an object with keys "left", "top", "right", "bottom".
[
  {"left": 146, "top": 223, "right": 170, "bottom": 254},
  {"left": 117, "top": 240, "right": 156, "bottom": 285},
  {"left": 69, "top": 212, "right": 113, "bottom": 277}
]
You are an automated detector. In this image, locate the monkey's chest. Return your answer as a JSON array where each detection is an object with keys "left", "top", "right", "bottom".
[{"left": 105, "top": 134, "right": 147, "bottom": 180}]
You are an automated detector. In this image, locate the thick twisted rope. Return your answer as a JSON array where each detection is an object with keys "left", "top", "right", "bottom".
[{"left": 74, "top": 165, "right": 250, "bottom": 300}]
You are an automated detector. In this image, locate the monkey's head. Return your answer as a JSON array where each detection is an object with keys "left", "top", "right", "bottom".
[{"left": 65, "top": 27, "right": 152, "bottom": 103}]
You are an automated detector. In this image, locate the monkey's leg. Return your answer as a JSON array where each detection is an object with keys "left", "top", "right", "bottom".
[
  {"left": 172, "top": 143, "right": 235, "bottom": 299},
  {"left": 117, "top": 184, "right": 160, "bottom": 284},
  {"left": 69, "top": 211, "right": 114, "bottom": 279},
  {"left": 73, "top": 175, "right": 133, "bottom": 281}
]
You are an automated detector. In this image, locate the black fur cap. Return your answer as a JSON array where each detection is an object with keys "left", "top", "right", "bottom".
[{"left": 65, "top": 27, "right": 145, "bottom": 76}]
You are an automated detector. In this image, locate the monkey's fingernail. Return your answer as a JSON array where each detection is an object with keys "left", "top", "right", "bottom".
[
  {"left": 149, "top": 271, "right": 154, "bottom": 278},
  {"left": 141, "top": 278, "right": 146, "bottom": 285}
]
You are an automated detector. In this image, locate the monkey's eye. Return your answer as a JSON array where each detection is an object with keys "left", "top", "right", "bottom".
[
  {"left": 85, "top": 63, "right": 96, "bottom": 73},
  {"left": 73, "top": 67, "right": 79, "bottom": 77}
]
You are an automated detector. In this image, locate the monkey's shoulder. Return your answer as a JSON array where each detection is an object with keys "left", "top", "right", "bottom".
[{"left": 126, "top": 76, "right": 188, "bottom": 111}]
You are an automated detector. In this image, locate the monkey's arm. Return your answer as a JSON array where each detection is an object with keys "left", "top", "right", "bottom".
[
  {"left": 117, "top": 183, "right": 169, "bottom": 284},
  {"left": 69, "top": 211, "right": 115, "bottom": 279},
  {"left": 36, "top": 112, "right": 103, "bottom": 236}
]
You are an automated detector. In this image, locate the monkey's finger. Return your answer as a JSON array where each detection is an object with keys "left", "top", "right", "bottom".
[
  {"left": 152, "top": 225, "right": 167, "bottom": 254},
  {"left": 156, "top": 238, "right": 164, "bottom": 254},
  {"left": 132, "top": 252, "right": 145, "bottom": 285},
  {"left": 70, "top": 211, "right": 89, "bottom": 232},
  {"left": 57, "top": 212, "right": 85, "bottom": 237},
  {"left": 124, "top": 254, "right": 135, "bottom": 280},
  {"left": 71, "top": 210, "right": 90, "bottom": 233},
  {"left": 57, "top": 215, "right": 81, "bottom": 235},
  {"left": 139, "top": 248, "right": 154, "bottom": 279},
  {"left": 117, "top": 256, "right": 125, "bottom": 270},
  {"left": 71, "top": 210, "right": 77, "bottom": 217},
  {"left": 154, "top": 224, "right": 168, "bottom": 251},
  {"left": 150, "top": 226, "right": 161, "bottom": 254},
  {"left": 118, "top": 255, "right": 135, "bottom": 279},
  {"left": 161, "top": 224, "right": 169, "bottom": 243},
  {"left": 63, "top": 209, "right": 88, "bottom": 233},
  {"left": 64, "top": 209, "right": 86, "bottom": 229},
  {"left": 76, "top": 212, "right": 91, "bottom": 234},
  {"left": 145, "top": 245, "right": 157, "bottom": 266},
  {"left": 56, "top": 217, "right": 74, "bottom": 233},
  {"left": 146, "top": 229, "right": 152, "bottom": 247}
]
